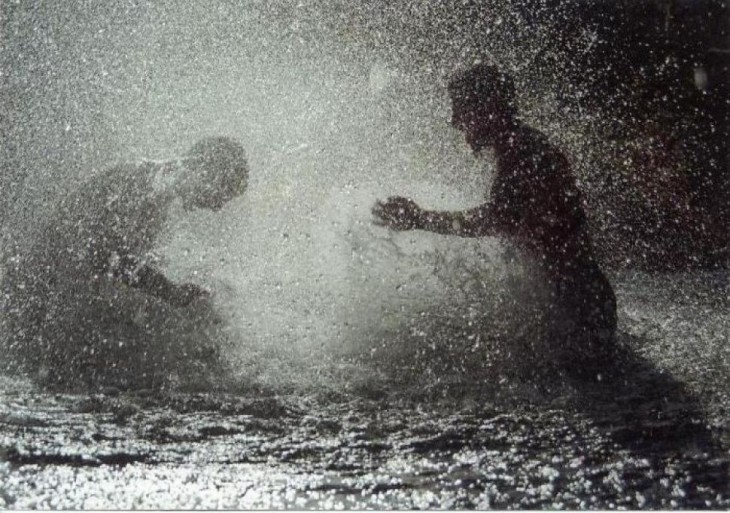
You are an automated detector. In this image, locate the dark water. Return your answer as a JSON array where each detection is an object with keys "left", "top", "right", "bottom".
[
  {"left": 0, "top": 381, "right": 727, "bottom": 509},
  {"left": 1, "top": 272, "right": 728, "bottom": 510}
]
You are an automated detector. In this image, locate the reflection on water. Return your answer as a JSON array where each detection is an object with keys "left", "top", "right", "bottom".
[{"left": 0, "top": 271, "right": 728, "bottom": 509}]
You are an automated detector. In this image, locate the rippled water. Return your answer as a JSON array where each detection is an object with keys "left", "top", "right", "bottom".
[{"left": 1, "top": 271, "right": 727, "bottom": 509}]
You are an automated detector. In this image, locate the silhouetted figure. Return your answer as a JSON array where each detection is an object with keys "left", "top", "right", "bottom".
[
  {"left": 372, "top": 64, "right": 616, "bottom": 377},
  {"left": 1, "top": 136, "right": 249, "bottom": 389}
]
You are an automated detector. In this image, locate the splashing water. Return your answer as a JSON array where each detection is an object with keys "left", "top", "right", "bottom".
[
  {"left": 1, "top": 3, "right": 728, "bottom": 509},
  {"left": 1, "top": 1, "right": 727, "bottom": 402}
]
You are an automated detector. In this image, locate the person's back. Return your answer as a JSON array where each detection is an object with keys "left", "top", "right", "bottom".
[
  {"left": 1, "top": 136, "right": 249, "bottom": 389},
  {"left": 489, "top": 125, "right": 589, "bottom": 270},
  {"left": 489, "top": 124, "right": 616, "bottom": 370},
  {"left": 1, "top": 161, "right": 174, "bottom": 385}
]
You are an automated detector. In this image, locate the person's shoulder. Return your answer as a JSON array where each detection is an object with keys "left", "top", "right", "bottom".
[
  {"left": 85, "top": 160, "right": 160, "bottom": 194},
  {"left": 96, "top": 160, "right": 157, "bottom": 182},
  {"left": 66, "top": 161, "right": 157, "bottom": 216},
  {"left": 516, "top": 125, "right": 551, "bottom": 148},
  {"left": 521, "top": 125, "right": 569, "bottom": 160}
]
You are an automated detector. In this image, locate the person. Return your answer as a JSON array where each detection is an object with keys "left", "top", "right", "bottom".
[
  {"left": 372, "top": 64, "right": 616, "bottom": 378},
  {"left": 1, "top": 136, "right": 249, "bottom": 389}
]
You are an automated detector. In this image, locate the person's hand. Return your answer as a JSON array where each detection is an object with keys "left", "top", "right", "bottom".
[
  {"left": 173, "top": 282, "right": 210, "bottom": 307},
  {"left": 372, "top": 196, "right": 423, "bottom": 231}
]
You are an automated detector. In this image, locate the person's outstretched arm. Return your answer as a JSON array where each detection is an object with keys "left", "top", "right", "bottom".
[
  {"left": 109, "top": 254, "right": 209, "bottom": 307},
  {"left": 372, "top": 196, "right": 505, "bottom": 238}
]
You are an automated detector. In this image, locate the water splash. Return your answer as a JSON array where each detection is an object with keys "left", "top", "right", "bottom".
[{"left": 1, "top": 1, "right": 726, "bottom": 398}]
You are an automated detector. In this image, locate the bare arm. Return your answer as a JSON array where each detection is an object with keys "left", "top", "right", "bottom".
[
  {"left": 110, "top": 254, "right": 208, "bottom": 307},
  {"left": 372, "top": 196, "right": 504, "bottom": 238}
]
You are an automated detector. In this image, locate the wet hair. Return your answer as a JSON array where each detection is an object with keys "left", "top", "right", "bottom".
[
  {"left": 447, "top": 63, "right": 517, "bottom": 115},
  {"left": 184, "top": 136, "right": 249, "bottom": 197}
]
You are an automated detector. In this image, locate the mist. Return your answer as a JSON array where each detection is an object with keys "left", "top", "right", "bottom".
[
  {"left": 2, "top": 1, "right": 519, "bottom": 392},
  {"left": 3, "top": 0, "right": 726, "bottom": 394}
]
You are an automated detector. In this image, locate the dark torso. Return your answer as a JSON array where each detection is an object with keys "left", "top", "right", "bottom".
[
  {"left": 490, "top": 126, "right": 594, "bottom": 278},
  {"left": 488, "top": 126, "right": 616, "bottom": 337},
  {"left": 0, "top": 162, "right": 169, "bottom": 366},
  {"left": 69, "top": 161, "right": 168, "bottom": 275}
]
